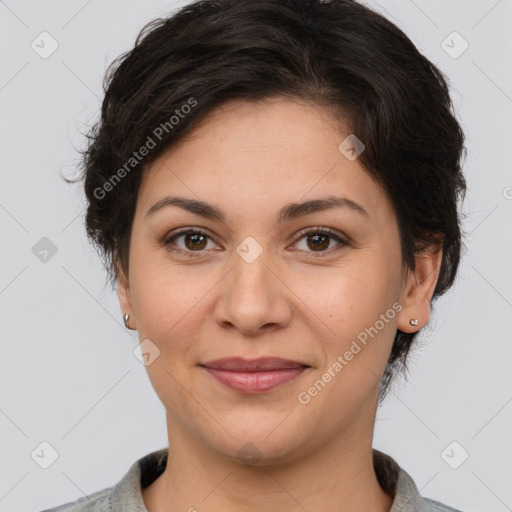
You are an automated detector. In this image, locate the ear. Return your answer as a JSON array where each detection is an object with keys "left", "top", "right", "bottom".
[
  {"left": 116, "top": 262, "right": 136, "bottom": 330},
  {"left": 397, "top": 243, "right": 443, "bottom": 333}
]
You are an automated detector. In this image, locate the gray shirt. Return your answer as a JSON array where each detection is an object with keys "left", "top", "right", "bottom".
[{"left": 41, "top": 448, "right": 462, "bottom": 511}]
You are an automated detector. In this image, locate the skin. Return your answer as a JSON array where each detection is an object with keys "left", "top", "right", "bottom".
[{"left": 117, "top": 97, "right": 442, "bottom": 512}]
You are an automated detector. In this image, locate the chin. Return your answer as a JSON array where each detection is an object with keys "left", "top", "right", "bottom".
[{"left": 205, "top": 425, "right": 312, "bottom": 468}]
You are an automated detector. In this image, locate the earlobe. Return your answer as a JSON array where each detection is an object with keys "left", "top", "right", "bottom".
[
  {"left": 116, "top": 266, "right": 135, "bottom": 328},
  {"left": 397, "top": 245, "right": 443, "bottom": 333}
]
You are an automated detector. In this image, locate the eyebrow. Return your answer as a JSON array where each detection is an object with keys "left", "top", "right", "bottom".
[{"left": 145, "top": 195, "right": 369, "bottom": 223}]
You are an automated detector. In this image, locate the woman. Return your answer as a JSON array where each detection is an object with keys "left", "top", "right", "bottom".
[{"left": 45, "top": 0, "right": 467, "bottom": 510}]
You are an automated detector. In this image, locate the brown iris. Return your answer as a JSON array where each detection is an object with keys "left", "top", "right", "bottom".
[
  {"left": 184, "top": 233, "right": 208, "bottom": 250},
  {"left": 307, "top": 233, "right": 330, "bottom": 251}
]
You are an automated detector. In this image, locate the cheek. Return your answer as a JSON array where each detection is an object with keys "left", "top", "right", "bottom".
[
  {"left": 292, "top": 254, "right": 398, "bottom": 368},
  {"left": 128, "top": 259, "right": 205, "bottom": 409},
  {"left": 295, "top": 253, "right": 395, "bottom": 322},
  {"left": 133, "top": 280, "right": 204, "bottom": 349},
  {"left": 129, "top": 253, "right": 221, "bottom": 368}
]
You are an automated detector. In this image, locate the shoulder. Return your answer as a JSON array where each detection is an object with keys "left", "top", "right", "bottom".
[
  {"left": 423, "top": 497, "right": 464, "bottom": 512},
  {"left": 39, "top": 487, "right": 112, "bottom": 512},
  {"left": 37, "top": 448, "right": 167, "bottom": 512},
  {"left": 372, "top": 449, "right": 463, "bottom": 512}
]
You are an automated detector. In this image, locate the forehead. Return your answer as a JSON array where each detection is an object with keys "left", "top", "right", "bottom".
[{"left": 136, "top": 98, "right": 393, "bottom": 225}]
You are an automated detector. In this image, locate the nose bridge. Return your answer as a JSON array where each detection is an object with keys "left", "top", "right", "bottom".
[
  {"left": 232, "top": 245, "right": 270, "bottom": 300},
  {"left": 215, "top": 242, "right": 290, "bottom": 333}
]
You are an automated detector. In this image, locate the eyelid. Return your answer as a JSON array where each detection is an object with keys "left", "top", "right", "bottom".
[
  {"left": 291, "top": 226, "right": 350, "bottom": 246},
  {"left": 163, "top": 227, "right": 221, "bottom": 251},
  {"left": 163, "top": 226, "right": 350, "bottom": 255}
]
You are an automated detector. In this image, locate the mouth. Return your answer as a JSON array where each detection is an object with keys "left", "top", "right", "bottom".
[{"left": 199, "top": 357, "right": 311, "bottom": 394}]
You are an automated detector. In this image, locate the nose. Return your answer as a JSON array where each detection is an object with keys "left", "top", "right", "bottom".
[{"left": 213, "top": 247, "right": 293, "bottom": 336}]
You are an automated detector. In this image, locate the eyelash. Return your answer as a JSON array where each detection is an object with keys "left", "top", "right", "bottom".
[{"left": 163, "top": 227, "right": 350, "bottom": 258}]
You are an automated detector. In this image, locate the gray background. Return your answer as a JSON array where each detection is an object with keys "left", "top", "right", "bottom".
[{"left": 1, "top": 0, "right": 511, "bottom": 510}]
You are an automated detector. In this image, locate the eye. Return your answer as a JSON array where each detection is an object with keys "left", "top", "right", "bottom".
[
  {"left": 163, "top": 227, "right": 349, "bottom": 257},
  {"left": 164, "top": 228, "right": 219, "bottom": 254},
  {"left": 291, "top": 227, "right": 349, "bottom": 255}
]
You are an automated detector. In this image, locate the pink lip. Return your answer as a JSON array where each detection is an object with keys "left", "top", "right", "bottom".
[{"left": 200, "top": 357, "right": 310, "bottom": 394}]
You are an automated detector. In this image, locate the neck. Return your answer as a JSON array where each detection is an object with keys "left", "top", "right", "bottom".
[{"left": 142, "top": 411, "right": 393, "bottom": 512}]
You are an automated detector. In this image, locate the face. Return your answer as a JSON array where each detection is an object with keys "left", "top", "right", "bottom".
[{"left": 118, "top": 97, "right": 440, "bottom": 465}]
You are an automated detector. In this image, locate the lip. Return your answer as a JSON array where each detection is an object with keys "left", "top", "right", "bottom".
[
  {"left": 202, "top": 357, "right": 309, "bottom": 372},
  {"left": 200, "top": 357, "right": 310, "bottom": 394}
]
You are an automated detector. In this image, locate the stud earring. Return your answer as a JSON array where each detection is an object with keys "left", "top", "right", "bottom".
[
  {"left": 409, "top": 319, "right": 419, "bottom": 326},
  {"left": 124, "top": 313, "right": 136, "bottom": 330}
]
